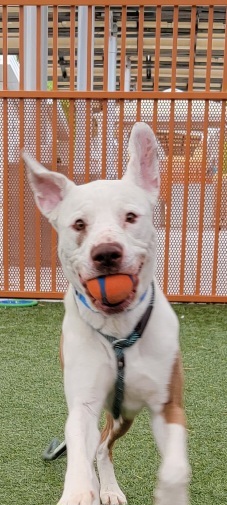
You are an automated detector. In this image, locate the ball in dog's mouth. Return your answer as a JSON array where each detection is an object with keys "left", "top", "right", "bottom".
[{"left": 85, "top": 274, "right": 138, "bottom": 312}]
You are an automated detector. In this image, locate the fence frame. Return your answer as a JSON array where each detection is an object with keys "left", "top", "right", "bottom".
[{"left": 0, "top": 0, "right": 227, "bottom": 302}]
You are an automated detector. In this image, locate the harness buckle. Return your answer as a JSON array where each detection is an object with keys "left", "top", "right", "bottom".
[{"left": 112, "top": 338, "right": 128, "bottom": 348}]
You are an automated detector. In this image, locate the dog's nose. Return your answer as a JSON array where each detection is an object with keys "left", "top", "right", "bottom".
[{"left": 91, "top": 243, "right": 123, "bottom": 271}]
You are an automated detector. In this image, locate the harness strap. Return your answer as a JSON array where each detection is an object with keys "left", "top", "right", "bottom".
[{"left": 98, "top": 282, "right": 155, "bottom": 419}]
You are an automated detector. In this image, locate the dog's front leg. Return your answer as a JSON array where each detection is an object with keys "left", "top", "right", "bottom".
[
  {"left": 152, "top": 356, "right": 191, "bottom": 505},
  {"left": 58, "top": 402, "right": 101, "bottom": 505},
  {"left": 153, "top": 419, "right": 190, "bottom": 505},
  {"left": 97, "top": 413, "right": 133, "bottom": 505}
]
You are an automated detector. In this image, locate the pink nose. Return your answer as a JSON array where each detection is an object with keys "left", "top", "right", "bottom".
[{"left": 91, "top": 242, "right": 123, "bottom": 271}]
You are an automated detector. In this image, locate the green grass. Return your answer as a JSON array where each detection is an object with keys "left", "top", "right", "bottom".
[{"left": 1, "top": 302, "right": 226, "bottom": 505}]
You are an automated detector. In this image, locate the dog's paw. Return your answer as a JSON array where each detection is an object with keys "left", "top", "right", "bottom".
[
  {"left": 100, "top": 488, "right": 127, "bottom": 505},
  {"left": 154, "top": 485, "right": 189, "bottom": 505},
  {"left": 57, "top": 490, "right": 95, "bottom": 505},
  {"left": 154, "top": 458, "right": 190, "bottom": 505},
  {"left": 158, "top": 458, "right": 191, "bottom": 488},
  {"left": 154, "top": 459, "right": 190, "bottom": 505}
]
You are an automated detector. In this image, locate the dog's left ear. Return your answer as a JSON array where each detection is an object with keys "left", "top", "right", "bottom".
[
  {"left": 123, "top": 122, "right": 160, "bottom": 202},
  {"left": 22, "top": 151, "right": 74, "bottom": 222}
]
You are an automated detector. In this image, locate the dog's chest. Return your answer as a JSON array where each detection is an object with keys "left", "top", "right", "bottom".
[{"left": 105, "top": 339, "right": 173, "bottom": 417}]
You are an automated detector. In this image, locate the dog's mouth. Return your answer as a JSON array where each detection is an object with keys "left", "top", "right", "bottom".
[
  {"left": 79, "top": 268, "right": 142, "bottom": 314},
  {"left": 87, "top": 284, "right": 137, "bottom": 314}
]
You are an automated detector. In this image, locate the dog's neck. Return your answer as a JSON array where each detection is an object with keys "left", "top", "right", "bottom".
[{"left": 71, "top": 282, "right": 154, "bottom": 339}]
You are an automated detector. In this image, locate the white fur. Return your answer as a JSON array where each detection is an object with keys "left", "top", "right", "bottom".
[
  {"left": 154, "top": 424, "right": 190, "bottom": 505},
  {"left": 22, "top": 122, "right": 190, "bottom": 505},
  {"left": 97, "top": 419, "right": 127, "bottom": 505}
]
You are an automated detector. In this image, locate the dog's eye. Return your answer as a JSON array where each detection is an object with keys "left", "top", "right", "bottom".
[
  {"left": 72, "top": 219, "right": 86, "bottom": 231},
  {"left": 125, "top": 212, "right": 137, "bottom": 224}
]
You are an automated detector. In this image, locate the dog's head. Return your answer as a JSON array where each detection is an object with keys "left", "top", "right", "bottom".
[{"left": 23, "top": 122, "right": 159, "bottom": 314}]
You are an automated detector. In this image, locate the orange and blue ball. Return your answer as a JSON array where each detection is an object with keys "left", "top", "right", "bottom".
[{"left": 86, "top": 274, "right": 135, "bottom": 305}]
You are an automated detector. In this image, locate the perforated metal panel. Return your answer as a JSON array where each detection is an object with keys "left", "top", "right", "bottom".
[
  {"left": 0, "top": 101, "right": 4, "bottom": 292},
  {"left": 0, "top": 1, "right": 226, "bottom": 302},
  {"left": 1, "top": 93, "right": 227, "bottom": 300}
]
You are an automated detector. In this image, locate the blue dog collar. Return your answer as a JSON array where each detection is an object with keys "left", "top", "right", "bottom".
[
  {"left": 74, "top": 286, "right": 148, "bottom": 313},
  {"left": 75, "top": 291, "right": 99, "bottom": 313}
]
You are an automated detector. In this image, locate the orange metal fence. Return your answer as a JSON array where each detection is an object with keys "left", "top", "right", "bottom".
[{"left": 0, "top": 1, "right": 226, "bottom": 302}]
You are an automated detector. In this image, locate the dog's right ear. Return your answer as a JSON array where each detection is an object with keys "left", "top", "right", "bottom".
[
  {"left": 22, "top": 151, "right": 74, "bottom": 222},
  {"left": 123, "top": 122, "right": 160, "bottom": 203}
]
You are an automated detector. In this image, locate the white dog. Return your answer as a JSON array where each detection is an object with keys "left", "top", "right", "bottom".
[{"left": 22, "top": 122, "right": 190, "bottom": 505}]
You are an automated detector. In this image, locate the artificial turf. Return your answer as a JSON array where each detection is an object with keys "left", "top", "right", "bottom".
[{"left": 1, "top": 302, "right": 226, "bottom": 505}]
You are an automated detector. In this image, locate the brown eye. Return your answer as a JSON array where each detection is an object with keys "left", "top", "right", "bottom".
[
  {"left": 125, "top": 212, "right": 137, "bottom": 224},
  {"left": 72, "top": 219, "right": 86, "bottom": 231}
]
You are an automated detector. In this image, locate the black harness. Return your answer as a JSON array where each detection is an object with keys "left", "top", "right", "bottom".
[{"left": 97, "top": 282, "right": 155, "bottom": 419}]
